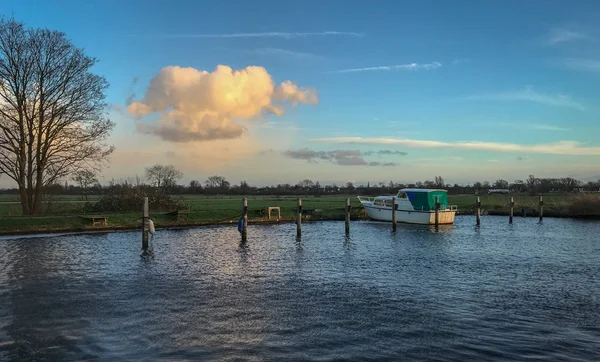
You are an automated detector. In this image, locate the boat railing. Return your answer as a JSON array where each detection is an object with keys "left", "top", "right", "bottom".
[
  {"left": 357, "top": 196, "right": 374, "bottom": 204},
  {"left": 423, "top": 205, "right": 458, "bottom": 211}
]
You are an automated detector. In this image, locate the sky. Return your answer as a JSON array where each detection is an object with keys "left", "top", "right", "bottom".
[{"left": 2, "top": 0, "right": 600, "bottom": 186}]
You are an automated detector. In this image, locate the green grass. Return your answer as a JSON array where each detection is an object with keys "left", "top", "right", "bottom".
[{"left": 0, "top": 193, "right": 598, "bottom": 235}]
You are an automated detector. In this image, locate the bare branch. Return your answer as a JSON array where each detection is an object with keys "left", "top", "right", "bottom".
[{"left": 0, "top": 18, "right": 114, "bottom": 214}]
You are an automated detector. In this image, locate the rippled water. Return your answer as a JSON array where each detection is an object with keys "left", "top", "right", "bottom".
[{"left": 1, "top": 216, "right": 599, "bottom": 361}]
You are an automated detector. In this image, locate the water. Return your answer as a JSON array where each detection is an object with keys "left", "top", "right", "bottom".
[{"left": 1, "top": 216, "right": 599, "bottom": 361}]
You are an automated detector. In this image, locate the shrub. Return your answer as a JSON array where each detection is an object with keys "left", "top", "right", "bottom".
[
  {"left": 567, "top": 194, "right": 600, "bottom": 217},
  {"left": 86, "top": 186, "right": 187, "bottom": 213}
]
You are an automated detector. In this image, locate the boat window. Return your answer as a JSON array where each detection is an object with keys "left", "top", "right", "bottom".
[
  {"left": 398, "top": 192, "right": 407, "bottom": 199},
  {"left": 374, "top": 199, "right": 384, "bottom": 206},
  {"left": 384, "top": 200, "right": 393, "bottom": 207}
]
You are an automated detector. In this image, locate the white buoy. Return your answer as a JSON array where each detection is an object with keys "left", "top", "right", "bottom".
[{"left": 148, "top": 219, "right": 155, "bottom": 236}]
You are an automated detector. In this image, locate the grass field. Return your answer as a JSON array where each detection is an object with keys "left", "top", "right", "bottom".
[{"left": 0, "top": 193, "right": 597, "bottom": 235}]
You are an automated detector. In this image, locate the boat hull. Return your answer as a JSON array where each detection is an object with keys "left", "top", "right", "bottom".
[{"left": 363, "top": 205, "right": 455, "bottom": 225}]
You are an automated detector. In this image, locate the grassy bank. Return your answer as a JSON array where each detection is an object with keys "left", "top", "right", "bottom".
[{"left": 1, "top": 193, "right": 599, "bottom": 235}]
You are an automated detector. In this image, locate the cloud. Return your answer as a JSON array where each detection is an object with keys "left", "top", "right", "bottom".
[
  {"left": 128, "top": 65, "right": 318, "bottom": 142},
  {"left": 460, "top": 87, "right": 584, "bottom": 110},
  {"left": 561, "top": 58, "right": 600, "bottom": 72},
  {"left": 546, "top": 28, "right": 587, "bottom": 45},
  {"left": 111, "top": 104, "right": 125, "bottom": 116},
  {"left": 252, "top": 48, "right": 326, "bottom": 60},
  {"left": 153, "top": 31, "right": 364, "bottom": 39},
  {"left": 282, "top": 148, "right": 398, "bottom": 166},
  {"left": 377, "top": 150, "right": 408, "bottom": 156},
  {"left": 481, "top": 122, "right": 573, "bottom": 132},
  {"left": 516, "top": 156, "right": 529, "bottom": 161},
  {"left": 327, "top": 61, "right": 442, "bottom": 74},
  {"left": 309, "top": 137, "right": 600, "bottom": 156}
]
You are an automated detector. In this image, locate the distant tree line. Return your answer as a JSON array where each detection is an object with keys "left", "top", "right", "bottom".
[{"left": 1, "top": 170, "right": 599, "bottom": 197}]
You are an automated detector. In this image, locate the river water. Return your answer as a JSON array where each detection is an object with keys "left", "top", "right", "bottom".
[{"left": 0, "top": 216, "right": 599, "bottom": 361}]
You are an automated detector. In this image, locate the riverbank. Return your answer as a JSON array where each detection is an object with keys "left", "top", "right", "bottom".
[{"left": 1, "top": 193, "right": 599, "bottom": 236}]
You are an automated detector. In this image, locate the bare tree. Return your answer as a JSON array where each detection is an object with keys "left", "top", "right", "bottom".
[
  {"left": 72, "top": 169, "right": 98, "bottom": 201},
  {"left": 145, "top": 164, "right": 183, "bottom": 188},
  {"left": 205, "top": 175, "right": 229, "bottom": 189},
  {"left": 433, "top": 176, "right": 445, "bottom": 188},
  {"left": 189, "top": 180, "right": 202, "bottom": 193},
  {"left": 0, "top": 19, "right": 114, "bottom": 215}
]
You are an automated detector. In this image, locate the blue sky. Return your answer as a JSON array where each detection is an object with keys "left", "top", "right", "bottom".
[{"left": 3, "top": 0, "right": 600, "bottom": 185}]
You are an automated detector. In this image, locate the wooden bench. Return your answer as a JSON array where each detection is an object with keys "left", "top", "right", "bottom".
[{"left": 81, "top": 216, "right": 108, "bottom": 226}]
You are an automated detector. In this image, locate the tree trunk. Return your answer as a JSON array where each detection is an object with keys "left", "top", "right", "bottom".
[
  {"left": 18, "top": 182, "right": 30, "bottom": 215},
  {"left": 31, "top": 164, "right": 44, "bottom": 215}
]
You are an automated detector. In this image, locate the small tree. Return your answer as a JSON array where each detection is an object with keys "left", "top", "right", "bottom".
[
  {"left": 493, "top": 179, "right": 509, "bottom": 189},
  {"left": 205, "top": 175, "right": 229, "bottom": 189},
  {"left": 189, "top": 180, "right": 202, "bottom": 193},
  {"left": 72, "top": 170, "right": 98, "bottom": 201},
  {"left": 144, "top": 164, "right": 183, "bottom": 188}
]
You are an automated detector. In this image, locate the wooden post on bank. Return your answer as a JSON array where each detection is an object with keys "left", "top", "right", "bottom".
[
  {"left": 476, "top": 196, "right": 481, "bottom": 226},
  {"left": 435, "top": 196, "right": 440, "bottom": 227},
  {"left": 392, "top": 197, "right": 397, "bottom": 231},
  {"left": 345, "top": 198, "right": 350, "bottom": 235},
  {"left": 509, "top": 196, "right": 514, "bottom": 224},
  {"left": 241, "top": 198, "right": 248, "bottom": 243},
  {"left": 296, "top": 198, "right": 302, "bottom": 237},
  {"left": 142, "top": 197, "right": 149, "bottom": 249},
  {"left": 539, "top": 196, "right": 543, "bottom": 222}
]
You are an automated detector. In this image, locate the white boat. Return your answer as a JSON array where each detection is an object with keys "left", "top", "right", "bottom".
[{"left": 357, "top": 188, "right": 457, "bottom": 225}]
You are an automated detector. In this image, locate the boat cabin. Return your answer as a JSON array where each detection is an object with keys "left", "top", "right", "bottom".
[{"left": 398, "top": 188, "right": 450, "bottom": 211}]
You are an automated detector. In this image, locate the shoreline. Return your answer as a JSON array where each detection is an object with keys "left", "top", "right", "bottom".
[{"left": 1, "top": 212, "right": 600, "bottom": 238}]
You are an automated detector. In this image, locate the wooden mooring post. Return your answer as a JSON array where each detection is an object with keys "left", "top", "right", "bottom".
[
  {"left": 392, "top": 197, "right": 397, "bottom": 231},
  {"left": 345, "top": 198, "right": 350, "bottom": 235},
  {"left": 476, "top": 196, "right": 481, "bottom": 226},
  {"left": 435, "top": 196, "right": 440, "bottom": 227},
  {"left": 539, "top": 196, "right": 543, "bottom": 222},
  {"left": 142, "top": 197, "right": 149, "bottom": 249},
  {"left": 509, "top": 196, "right": 514, "bottom": 224},
  {"left": 297, "top": 198, "right": 302, "bottom": 237},
  {"left": 241, "top": 198, "right": 248, "bottom": 243}
]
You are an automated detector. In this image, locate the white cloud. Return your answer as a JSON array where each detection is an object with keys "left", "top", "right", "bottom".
[
  {"left": 154, "top": 31, "right": 364, "bottom": 39},
  {"left": 460, "top": 87, "right": 584, "bottom": 110},
  {"left": 282, "top": 148, "right": 404, "bottom": 166},
  {"left": 481, "top": 122, "right": 573, "bottom": 132},
  {"left": 128, "top": 65, "right": 318, "bottom": 142},
  {"left": 547, "top": 28, "right": 587, "bottom": 45},
  {"left": 561, "top": 58, "right": 600, "bottom": 72},
  {"left": 327, "top": 62, "right": 441, "bottom": 74},
  {"left": 309, "top": 137, "right": 600, "bottom": 156}
]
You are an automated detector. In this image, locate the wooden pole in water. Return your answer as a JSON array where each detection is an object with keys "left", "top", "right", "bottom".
[
  {"left": 539, "top": 196, "right": 543, "bottom": 222},
  {"left": 509, "top": 196, "right": 514, "bottom": 224},
  {"left": 142, "top": 197, "right": 149, "bottom": 249},
  {"left": 297, "top": 198, "right": 302, "bottom": 237},
  {"left": 241, "top": 198, "right": 248, "bottom": 242},
  {"left": 345, "top": 198, "right": 350, "bottom": 235},
  {"left": 392, "top": 197, "right": 397, "bottom": 231},
  {"left": 476, "top": 196, "right": 481, "bottom": 226},
  {"left": 435, "top": 196, "right": 440, "bottom": 227}
]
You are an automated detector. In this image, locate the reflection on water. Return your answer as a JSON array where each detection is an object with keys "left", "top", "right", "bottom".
[{"left": 1, "top": 217, "right": 600, "bottom": 361}]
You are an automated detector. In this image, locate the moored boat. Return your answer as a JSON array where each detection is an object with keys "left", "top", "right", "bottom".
[{"left": 357, "top": 188, "right": 457, "bottom": 225}]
